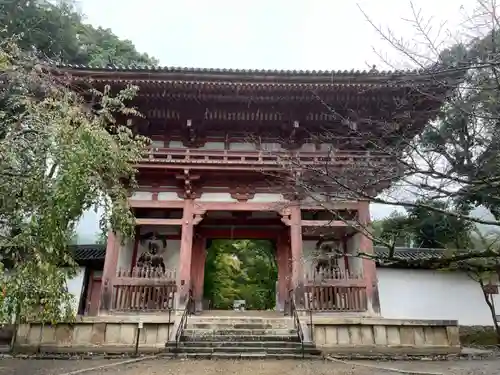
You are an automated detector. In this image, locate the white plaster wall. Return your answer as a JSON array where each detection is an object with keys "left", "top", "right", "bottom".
[
  {"left": 249, "top": 193, "right": 285, "bottom": 202},
  {"left": 378, "top": 268, "right": 500, "bottom": 326},
  {"left": 157, "top": 192, "right": 182, "bottom": 201},
  {"left": 261, "top": 143, "right": 281, "bottom": 151},
  {"left": 302, "top": 240, "right": 317, "bottom": 279},
  {"left": 346, "top": 234, "right": 363, "bottom": 275},
  {"left": 66, "top": 267, "right": 85, "bottom": 314},
  {"left": 200, "top": 142, "right": 225, "bottom": 150},
  {"left": 131, "top": 191, "right": 153, "bottom": 200},
  {"left": 151, "top": 140, "right": 165, "bottom": 148},
  {"left": 169, "top": 141, "right": 186, "bottom": 148},
  {"left": 116, "top": 240, "right": 134, "bottom": 272},
  {"left": 229, "top": 142, "right": 256, "bottom": 151},
  {"left": 299, "top": 143, "right": 316, "bottom": 152},
  {"left": 198, "top": 193, "right": 237, "bottom": 202}
]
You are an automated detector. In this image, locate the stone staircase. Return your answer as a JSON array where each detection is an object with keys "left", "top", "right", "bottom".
[{"left": 166, "top": 314, "right": 321, "bottom": 359}]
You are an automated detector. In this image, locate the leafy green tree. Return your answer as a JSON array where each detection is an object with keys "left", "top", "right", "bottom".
[
  {"left": 0, "top": 0, "right": 158, "bottom": 65},
  {"left": 95, "top": 230, "right": 108, "bottom": 245},
  {"left": 0, "top": 41, "right": 148, "bottom": 323},
  {"left": 0, "top": 0, "right": 157, "bottom": 323},
  {"left": 372, "top": 211, "right": 412, "bottom": 247},
  {"left": 407, "top": 200, "right": 473, "bottom": 249},
  {"left": 374, "top": 201, "right": 473, "bottom": 250}
]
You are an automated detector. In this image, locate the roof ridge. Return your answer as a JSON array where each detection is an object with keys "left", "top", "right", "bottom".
[
  {"left": 51, "top": 63, "right": 431, "bottom": 76},
  {"left": 374, "top": 246, "right": 448, "bottom": 251}
]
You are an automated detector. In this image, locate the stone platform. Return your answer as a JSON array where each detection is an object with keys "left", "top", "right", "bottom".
[
  {"left": 311, "top": 316, "right": 461, "bottom": 356},
  {"left": 15, "top": 315, "right": 175, "bottom": 354},
  {"left": 13, "top": 313, "right": 461, "bottom": 356}
]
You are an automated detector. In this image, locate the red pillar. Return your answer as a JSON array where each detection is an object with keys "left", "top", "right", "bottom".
[
  {"left": 99, "top": 230, "right": 119, "bottom": 313},
  {"left": 289, "top": 205, "right": 305, "bottom": 307},
  {"left": 178, "top": 198, "right": 194, "bottom": 310},
  {"left": 276, "top": 231, "right": 290, "bottom": 311},
  {"left": 358, "top": 200, "right": 380, "bottom": 314},
  {"left": 190, "top": 236, "right": 206, "bottom": 312}
]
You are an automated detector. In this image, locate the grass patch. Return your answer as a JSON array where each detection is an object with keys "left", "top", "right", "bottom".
[{"left": 460, "top": 326, "right": 499, "bottom": 346}]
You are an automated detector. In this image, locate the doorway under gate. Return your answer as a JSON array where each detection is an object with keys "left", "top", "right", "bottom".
[{"left": 202, "top": 239, "right": 277, "bottom": 310}]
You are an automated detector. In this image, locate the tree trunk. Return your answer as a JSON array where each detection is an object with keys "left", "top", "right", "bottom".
[{"left": 480, "top": 280, "right": 500, "bottom": 345}]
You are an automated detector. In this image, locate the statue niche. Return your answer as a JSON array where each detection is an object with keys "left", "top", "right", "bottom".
[
  {"left": 137, "top": 232, "right": 167, "bottom": 273},
  {"left": 313, "top": 239, "right": 343, "bottom": 280},
  {"left": 309, "top": 238, "right": 344, "bottom": 310}
]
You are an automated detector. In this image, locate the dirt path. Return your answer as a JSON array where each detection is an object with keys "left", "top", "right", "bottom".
[
  {"left": 77, "top": 358, "right": 500, "bottom": 375},
  {"left": 1, "top": 357, "right": 500, "bottom": 375}
]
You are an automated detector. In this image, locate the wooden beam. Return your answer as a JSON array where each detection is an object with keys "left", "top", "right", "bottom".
[
  {"left": 194, "top": 202, "right": 285, "bottom": 212},
  {"left": 129, "top": 200, "right": 184, "bottom": 209},
  {"left": 129, "top": 198, "right": 362, "bottom": 212},
  {"left": 198, "top": 228, "right": 280, "bottom": 239},
  {"left": 135, "top": 218, "right": 183, "bottom": 226},
  {"left": 301, "top": 220, "right": 356, "bottom": 227}
]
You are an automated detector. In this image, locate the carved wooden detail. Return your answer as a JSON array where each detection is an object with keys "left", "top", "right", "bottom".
[
  {"left": 280, "top": 208, "right": 291, "bottom": 226},
  {"left": 229, "top": 185, "right": 256, "bottom": 202},
  {"left": 193, "top": 211, "right": 206, "bottom": 225},
  {"left": 175, "top": 169, "right": 201, "bottom": 199},
  {"left": 176, "top": 190, "right": 202, "bottom": 199},
  {"left": 282, "top": 191, "right": 307, "bottom": 201}
]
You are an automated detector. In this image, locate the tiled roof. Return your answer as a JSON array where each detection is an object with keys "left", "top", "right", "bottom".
[
  {"left": 55, "top": 64, "right": 423, "bottom": 75},
  {"left": 374, "top": 246, "right": 447, "bottom": 264},
  {"left": 53, "top": 64, "right": 461, "bottom": 87},
  {"left": 70, "top": 244, "right": 106, "bottom": 261},
  {"left": 70, "top": 244, "right": 448, "bottom": 267}
]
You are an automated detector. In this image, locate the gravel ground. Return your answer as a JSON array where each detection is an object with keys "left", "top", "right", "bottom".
[
  {"left": 1, "top": 357, "right": 500, "bottom": 375},
  {"left": 0, "top": 358, "right": 125, "bottom": 375},
  {"left": 60, "top": 357, "right": 500, "bottom": 375}
]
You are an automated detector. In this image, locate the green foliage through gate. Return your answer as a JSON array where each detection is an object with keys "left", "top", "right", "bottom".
[{"left": 203, "top": 240, "right": 278, "bottom": 310}]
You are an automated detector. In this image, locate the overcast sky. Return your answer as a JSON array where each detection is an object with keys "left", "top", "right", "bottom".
[{"left": 75, "top": 0, "right": 479, "bottom": 242}]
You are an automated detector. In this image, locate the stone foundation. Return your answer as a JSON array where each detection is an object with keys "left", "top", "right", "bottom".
[
  {"left": 14, "top": 315, "right": 175, "bottom": 354},
  {"left": 311, "top": 317, "right": 461, "bottom": 356},
  {"left": 14, "top": 315, "right": 461, "bottom": 356}
]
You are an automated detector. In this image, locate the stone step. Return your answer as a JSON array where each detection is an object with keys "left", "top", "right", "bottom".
[
  {"left": 160, "top": 352, "right": 321, "bottom": 360},
  {"left": 166, "top": 345, "right": 322, "bottom": 355},
  {"left": 186, "top": 322, "right": 288, "bottom": 330},
  {"left": 183, "top": 328, "right": 297, "bottom": 336},
  {"left": 189, "top": 317, "right": 291, "bottom": 325},
  {"left": 181, "top": 334, "right": 300, "bottom": 342},
  {"left": 170, "top": 340, "right": 311, "bottom": 349}
]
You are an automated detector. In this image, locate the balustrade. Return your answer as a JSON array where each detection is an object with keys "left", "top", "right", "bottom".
[
  {"left": 304, "top": 267, "right": 367, "bottom": 312},
  {"left": 141, "top": 147, "right": 391, "bottom": 167},
  {"left": 111, "top": 267, "right": 177, "bottom": 311}
]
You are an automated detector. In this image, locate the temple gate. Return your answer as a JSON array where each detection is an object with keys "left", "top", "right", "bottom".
[{"left": 60, "top": 66, "right": 451, "bottom": 316}]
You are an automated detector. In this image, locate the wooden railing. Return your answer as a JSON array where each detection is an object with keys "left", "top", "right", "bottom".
[
  {"left": 304, "top": 268, "right": 367, "bottom": 312},
  {"left": 175, "top": 289, "right": 194, "bottom": 348},
  {"left": 288, "top": 289, "right": 305, "bottom": 358},
  {"left": 111, "top": 267, "right": 177, "bottom": 311},
  {"left": 305, "top": 285, "right": 367, "bottom": 312},
  {"left": 305, "top": 267, "right": 364, "bottom": 285},
  {"left": 141, "top": 148, "right": 391, "bottom": 167}
]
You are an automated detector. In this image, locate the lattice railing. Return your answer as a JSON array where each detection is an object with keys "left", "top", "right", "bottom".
[
  {"left": 305, "top": 285, "right": 367, "bottom": 312},
  {"left": 304, "top": 267, "right": 367, "bottom": 312},
  {"left": 141, "top": 148, "right": 391, "bottom": 167},
  {"left": 111, "top": 267, "right": 177, "bottom": 311}
]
